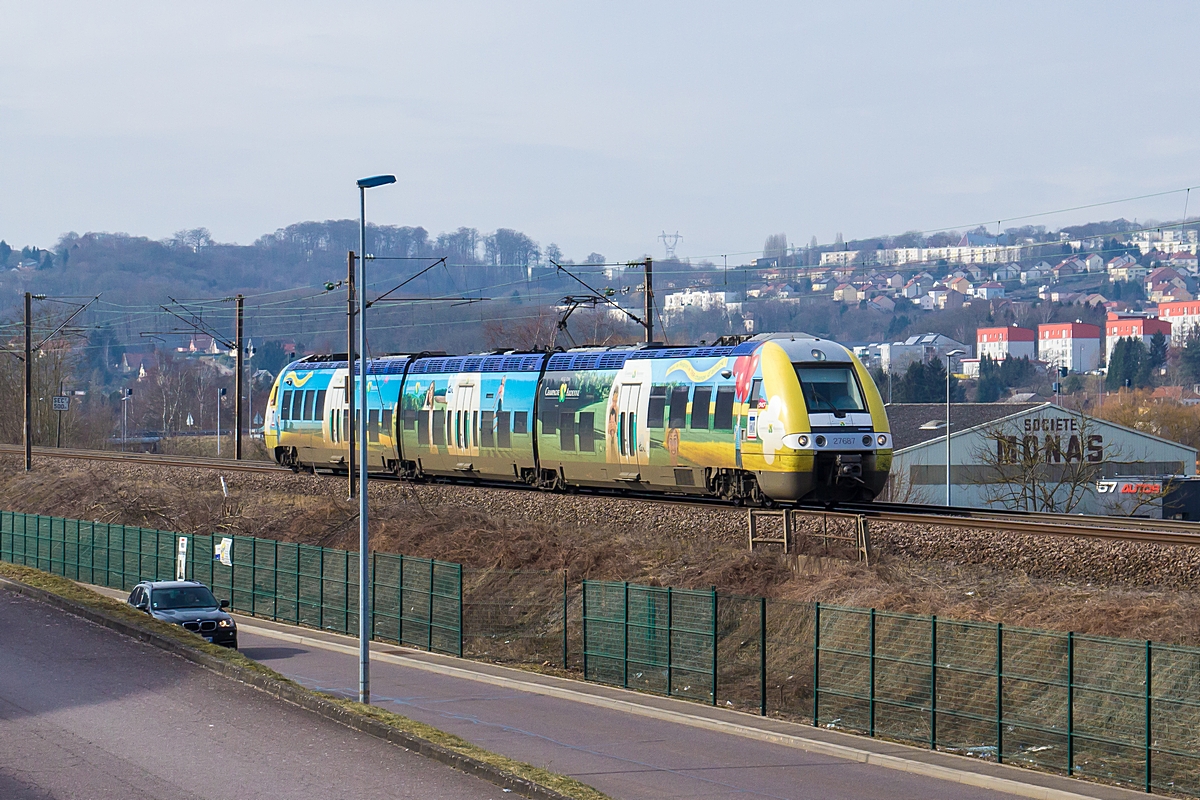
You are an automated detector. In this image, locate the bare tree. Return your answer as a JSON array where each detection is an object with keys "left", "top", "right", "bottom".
[{"left": 967, "top": 413, "right": 1115, "bottom": 513}]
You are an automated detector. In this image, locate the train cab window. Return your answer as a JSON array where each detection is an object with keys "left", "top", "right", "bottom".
[
  {"left": 513, "top": 411, "right": 528, "bottom": 435},
  {"left": 714, "top": 386, "right": 735, "bottom": 430},
  {"left": 316, "top": 390, "right": 327, "bottom": 419},
  {"left": 432, "top": 410, "right": 446, "bottom": 446},
  {"left": 368, "top": 410, "right": 380, "bottom": 443},
  {"left": 280, "top": 391, "right": 292, "bottom": 420},
  {"left": 647, "top": 386, "right": 667, "bottom": 428},
  {"left": 291, "top": 391, "right": 305, "bottom": 421},
  {"left": 480, "top": 411, "right": 495, "bottom": 447},
  {"left": 795, "top": 366, "right": 865, "bottom": 415},
  {"left": 691, "top": 387, "right": 712, "bottom": 430},
  {"left": 497, "top": 411, "right": 511, "bottom": 447},
  {"left": 668, "top": 387, "right": 689, "bottom": 429},
  {"left": 559, "top": 412, "right": 575, "bottom": 452},
  {"left": 301, "top": 390, "right": 315, "bottom": 421},
  {"left": 577, "top": 411, "right": 596, "bottom": 452},
  {"left": 381, "top": 410, "right": 393, "bottom": 438}
]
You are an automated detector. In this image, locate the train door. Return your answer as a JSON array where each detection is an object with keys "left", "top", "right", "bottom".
[
  {"left": 617, "top": 383, "right": 643, "bottom": 478},
  {"left": 448, "top": 377, "right": 478, "bottom": 462}
]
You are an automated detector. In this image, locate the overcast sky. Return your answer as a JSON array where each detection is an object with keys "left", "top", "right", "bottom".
[{"left": 3, "top": 1, "right": 1200, "bottom": 262}]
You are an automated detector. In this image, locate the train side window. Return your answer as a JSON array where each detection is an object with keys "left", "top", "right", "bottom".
[
  {"left": 540, "top": 399, "right": 557, "bottom": 435},
  {"left": 342, "top": 410, "right": 350, "bottom": 441},
  {"left": 471, "top": 411, "right": 478, "bottom": 449},
  {"left": 301, "top": 390, "right": 315, "bottom": 421},
  {"left": 497, "top": 411, "right": 511, "bottom": 447},
  {"left": 559, "top": 412, "right": 575, "bottom": 452},
  {"left": 480, "top": 411, "right": 495, "bottom": 447},
  {"left": 577, "top": 411, "right": 596, "bottom": 452},
  {"left": 668, "top": 387, "right": 689, "bottom": 429},
  {"left": 417, "top": 412, "right": 430, "bottom": 445},
  {"left": 513, "top": 411, "right": 528, "bottom": 434},
  {"left": 291, "top": 391, "right": 305, "bottom": 421},
  {"left": 381, "top": 409, "right": 393, "bottom": 438},
  {"left": 617, "top": 413, "right": 625, "bottom": 456},
  {"left": 280, "top": 391, "right": 292, "bottom": 420},
  {"left": 749, "top": 378, "right": 762, "bottom": 407},
  {"left": 401, "top": 407, "right": 417, "bottom": 430},
  {"left": 455, "top": 411, "right": 464, "bottom": 448},
  {"left": 432, "top": 410, "right": 446, "bottom": 446},
  {"left": 368, "top": 410, "right": 380, "bottom": 443},
  {"left": 691, "top": 387, "right": 712, "bottom": 429},
  {"left": 647, "top": 386, "right": 667, "bottom": 428},
  {"left": 315, "top": 389, "right": 327, "bottom": 420},
  {"left": 714, "top": 386, "right": 735, "bottom": 430}
]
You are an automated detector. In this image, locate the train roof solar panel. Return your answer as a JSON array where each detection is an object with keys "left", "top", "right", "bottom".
[{"left": 627, "top": 345, "right": 740, "bottom": 361}]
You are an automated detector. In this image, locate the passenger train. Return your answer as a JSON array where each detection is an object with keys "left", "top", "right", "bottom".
[{"left": 262, "top": 332, "right": 892, "bottom": 504}]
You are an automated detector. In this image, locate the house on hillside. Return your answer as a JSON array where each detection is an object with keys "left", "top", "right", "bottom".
[
  {"left": 833, "top": 283, "right": 860, "bottom": 303},
  {"left": 975, "top": 281, "right": 1005, "bottom": 300},
  {"left": 992, "top": 263, "right": 1021, "bottom": 282}
]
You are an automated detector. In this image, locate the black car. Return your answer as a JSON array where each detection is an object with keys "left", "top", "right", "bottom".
[{"left": 127, "top": 580, "right": 238, "bottom": 649}]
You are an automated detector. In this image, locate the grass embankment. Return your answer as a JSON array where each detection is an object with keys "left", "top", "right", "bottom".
[
  {"left": 3, "top": 453, "right": 1200, "bottom": 646},
  {"left": 0, "top": 561, "right": 611, "bottom": 800}
]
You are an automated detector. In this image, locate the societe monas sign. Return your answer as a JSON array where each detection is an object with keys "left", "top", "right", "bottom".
[{"left": 994, "top": 415, "right": 1102, "bottom": 464}]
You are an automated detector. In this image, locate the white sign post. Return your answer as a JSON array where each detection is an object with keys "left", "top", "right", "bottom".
[
  {"left": 51, "top": 396, "right": 70, "bottom": 412},
  {"left": 175, "top": 537, "right": 189, "bottom": 580}
]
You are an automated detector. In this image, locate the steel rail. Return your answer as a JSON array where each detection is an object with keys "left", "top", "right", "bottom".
[{"left": 6, "top": 444, "right": 1200, "bottom": 547}]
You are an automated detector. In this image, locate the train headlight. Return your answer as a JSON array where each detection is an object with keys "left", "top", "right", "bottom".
[
  {"left": 815, "top": 435, "right": 827, "bottom": 447},
  {"left": 862, "top": 435, "right": 872, "bottom": 446},
  {"left": 877, "top": 434, "right": 888, "bottom": 446},
  {"left": 798, "top": 435, "right": 809, "bottom": 447}
]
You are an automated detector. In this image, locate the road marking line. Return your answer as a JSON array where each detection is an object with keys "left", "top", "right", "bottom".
[{"left": 238, "top": 621, "right": 1125, "bottom": 800}]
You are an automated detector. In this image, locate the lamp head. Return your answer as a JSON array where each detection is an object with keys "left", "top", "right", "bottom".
[
  {"left": 356, "top": 175, "right": 396, "bottom": 189},
  {"left": 946, "top": 349, "right": 966, "bottom": 357}
]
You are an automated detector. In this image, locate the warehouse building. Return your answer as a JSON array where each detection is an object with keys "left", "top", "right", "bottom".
[{"left": 885, "top": 402, "right": 1197, "bottom": 517}]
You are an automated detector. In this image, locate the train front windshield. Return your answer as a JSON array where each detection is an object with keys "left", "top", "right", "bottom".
[{"left": 794, "top": 365, "right": 866, "bottom": 414}]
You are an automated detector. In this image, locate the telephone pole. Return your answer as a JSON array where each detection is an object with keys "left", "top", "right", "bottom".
[
  {"left": 642, "top": 257, "right": 654, "bottom": 344},
  {"left": 24, "top": 292, "right": 32, "bottom": 472},
  {"left": 347, "top": 250, "right": 356, "bottom": 497},
  {"left": 234, "top": 294, "right": 244, "bottom": 460}
]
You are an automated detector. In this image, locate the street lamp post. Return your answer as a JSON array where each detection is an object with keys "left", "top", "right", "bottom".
[
  {"left": 356, "top": 174, "right": 396, "bottom": 705},
  {"left": 944, "top": 349, "right": 965, "bottom": 506}
]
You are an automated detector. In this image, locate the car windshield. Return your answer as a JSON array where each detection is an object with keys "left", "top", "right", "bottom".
[
  {"left": 152, "top": 586, "right": 218, "bottom": 610},
  {"left": 795, "top": 365, "right": 866, "bottom": 414}
]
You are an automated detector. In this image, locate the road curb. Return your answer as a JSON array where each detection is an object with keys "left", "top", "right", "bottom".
[
  {"left": 0, "top": 576, "right": 583, "bottom": 800},
  {"left": 239, "top": 621, "right": 1142, "bottom": 800}
]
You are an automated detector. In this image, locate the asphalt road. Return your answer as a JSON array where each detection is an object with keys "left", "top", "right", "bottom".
[
  {"left": 0, "top": 589, "right": 509, "bottom": 800},
  {"left": 237, "top": 628, "right": 1027, "bottom": 800}
]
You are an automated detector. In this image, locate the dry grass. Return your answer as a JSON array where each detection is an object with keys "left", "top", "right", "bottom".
[{"left": 4, "top": 453, "right": 1200, "bottom": 647}]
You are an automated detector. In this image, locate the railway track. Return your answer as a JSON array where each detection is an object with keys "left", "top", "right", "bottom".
[{"left": 6, "top": 444, "right": 1200, "bottom": 548}]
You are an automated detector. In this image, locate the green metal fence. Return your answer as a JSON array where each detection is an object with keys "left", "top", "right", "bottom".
[
  {"left": 582, "top": 580, "right": 718, "bottom": 704},
  {"left": 8, "top": 509, "right": 1200, "bottom": 796},
  {"left": 0, "top": 511, "right": 461, "bottom": 657}
]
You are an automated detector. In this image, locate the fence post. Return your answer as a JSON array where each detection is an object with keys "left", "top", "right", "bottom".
[
  {"left": 344, "top": 548, "right": 350, "bottom": 634},
  {"left": 869, "top": 608, "right": 876, "bottom": 737},
  {"left": 622, "top": 582, "right": 629, "bottom": 689},
  {"left": 137, "top": 527, "right": 143, "bottom": 581},
  {"left": 711, "top": 586, "right": 718, "bottom": 707},
  {"left": 582, "top": 581, "right": 589, "bottom": 680},
  {"left": 997, "top": 622, "right": 1004, "bottom": 764},
  {"left": 397, "top": 554, "right": 404, "bottom": 645},
  {"left": 1145, "top": 640, "right": 1152, "bottom": 794},
  {"left": 273, "top": 539, "right": 279, "bottom": 621},
  {"left": 813, "top": 601, "right": 821, "bottom": 727},
  {"left": 457, "top": 562, "right": 463, "bottom": 658},
  {"left": 666, "top": 587, "right": 674, "bottom": 697},
  {"left": 760, "top": 596, "right": 767, "bottom": 717},
  {"left": 561, "top": 569, "right": 568, "bottom": 670},
  {"left": 371, "top": 551, "right": 378, "bottom": 641},
  {"left": 1067, "top": 631, "right": 1075, "bottom": 775},
  {"left": 930, "top": 615, "right": 938, "bottom": 750},
  {"left": 318, "top": 547, "right": 325, "bottom": 631},
  {"left": 427, "top": 558, "right": 435, "bottom": 652}
]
